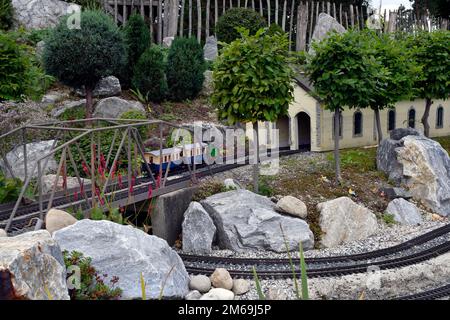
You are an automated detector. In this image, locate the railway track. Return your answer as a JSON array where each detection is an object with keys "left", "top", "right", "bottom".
[
  {"left": 0, "top": 149, "right": 298, "bottom": 235},
  {"left": 180, "top": 223, "right": 450, "bottom": 280},
  {"left": 396, "top": 283, "right": 450, "bottom": 300}
]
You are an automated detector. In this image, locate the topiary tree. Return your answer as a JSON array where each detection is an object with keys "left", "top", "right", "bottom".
[
  {"left": 0, "top": 0, "right": 14, "bottom": 31},
  {"left": 215, "top": 8, "right": 267, "bottom": 44},
  {"left": 368, "top": 31, "right": 419, "bottom": 143},
  {"left": 212, "top": 28, "right": 295, "bottom": 192},
  {"left": 43, "top": 10, "right": 126, "bottom": 118},
  {"left": 166, "top": 37, "right": 206, "bottom": 101},
  {"left": 305, "top": 29, "right": 385, "bottom": 182},
  {"left": 131, "top": 45, "right": 168, "bottom": 102},
  {"left": 408, "top": 30, "right": 450, "bottom": 137},
  {"left": 122, "top": 13, "right": 151, "bottom": 88}
]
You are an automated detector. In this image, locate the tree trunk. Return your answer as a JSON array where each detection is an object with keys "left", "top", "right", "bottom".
[
  {"left": 333, "top": 109, "right": 342, "bottom": 183},
  {"left": 422, "top": 98, "right": 433, "bottom": 137},
  {"left": 374, "top": 107, "right": 383, "bottom": 144},
  {"left": 85, "top": 86, "right": 94, "bottom": 119},
  {"left": 253, "top": 121, "right": 259, "bottom": 193}
]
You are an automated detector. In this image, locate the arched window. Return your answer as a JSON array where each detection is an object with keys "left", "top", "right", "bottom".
[
  {"left": 332, "top": 112, "right": 343, "bottom": 138},
  {"left": 408, "top": 108, "right": 416, "bottom": 128},
  {"left": 436, "top": 106, "right": 444, "bottom": 129},
  {"left": 353, "top": 111, "right": 363, "bottom": 136},
  {"left": 388, "top": 109, "right": 396, "bottom": 131}
]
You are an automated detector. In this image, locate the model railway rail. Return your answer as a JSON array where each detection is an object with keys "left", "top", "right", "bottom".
[
  {"left": 1, "top": 148, "right": 299, "bottom": 235},
  {"left": 180, "top": 224, "right": 450, "bottom": 280},
  {"left": 396, "top": 283, "right": 450, "bottom": 300}
]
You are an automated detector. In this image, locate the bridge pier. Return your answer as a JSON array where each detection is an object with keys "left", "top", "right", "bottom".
[{"left": 151, "top": 186, "right": 198, "bottom": 246}]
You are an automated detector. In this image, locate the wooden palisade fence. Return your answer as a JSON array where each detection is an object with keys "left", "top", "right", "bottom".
[{"left": 100, "top": 0, "right": 449, "bottom": 51}]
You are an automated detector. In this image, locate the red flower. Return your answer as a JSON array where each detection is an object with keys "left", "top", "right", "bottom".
[
  {"left": 147, "top": 185, "right": 153, "bottom": 199},
  {"left": 118, "top": 173, "right": 123, "bottom": 188},
  {"left": 82, "top": 162, "right": 90, "bottom": 176},
  {"left": 129, "top": 176, "right": 135, "bottom": 194},
  {"left": 74, "top": 191, "right": 78, "bottom": 201},
  {"left": 100, "top": 154, "right": 106, "bottom": 170},
  {"left": 156, "top": 175, "right": 161, "bottom": 188},
  {"left": 95, "top": 187, "right": 105, "bottom": 206}
]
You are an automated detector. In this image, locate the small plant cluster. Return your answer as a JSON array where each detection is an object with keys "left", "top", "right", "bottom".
[
  {"left": 63, "top": 250, "right": 122, "bottom": 300},
  {"left": 0, "top": 172, "right": 22, "bottom": 204},
  {"left": 0, "top": 31, "right": 54, "bottom": 101},
  {"left": 0, "top": 0, "right": 14, "bottom": 31},
  {"left": 192, "top": 180, "right": 234, "bottom": 201}
]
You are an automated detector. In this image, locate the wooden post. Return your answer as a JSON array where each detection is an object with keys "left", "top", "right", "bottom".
[
  {"left": 360, "top": 5, "right": 365, "bottom": 29},
  {"left": 388, "top": 11, "right": 397, "bottom": 32},
  {"left": 123, "top": 1, "right": 127, "bottom": 24},
  {"left": 315, "top": 0, "right": 319, "bottom": 20},
  {"left": 224, "top": 0, "right": 226, "bottom": 14},
  {"left": 180, "top": 0, "right": 185, "bottom": 36},
  {"left": 349, "top": 4, "right": 354, "bottom": 28},
  {"left": 355, "top": 5, "right": 360, "bottom": 30},
  {"left": 189, "top": 0, "right": 192, "bottom": 37},
  {"left": 308, "top": 1, "right": 315, "bottom": 46},
  {"left": 326, "top": 1, "right": 330, "bottom": 14},
  {"left": 282, "top": 0, "right": 287, "bottom": 31},
  {"left": 252, "top": 0, "right": 255, "bottom": 10},
  {"left": 332, "top": 2, "right": 336, "bottom": 18},
  {"left": 259, "top": 0, "right": 263, "bottom": 16},
  {"left": 339, "top": 3, "right": 342, "bottom": 24},
  {"left": 275, "top": 0, "right": 279, "bottom": 25},
  {"left": 140, "top": 0, "right": 144, "bottom": 17},
  {"left": 266, "top": 0, "right": 271, "bottom": 25},
  {"left": 296, "top": 2, "right": 308, "bottom": 51},
  {"left": 157, "top": 0, "right": 162, "bottom": 43},
  {"left": 149, "top": 0, "right": 153, "bottom": 39},
  {"left": 114, "top": 0, "right": 118, "bottom": 23},
  {"left": 343, "top": 11, "right": 348, "bottom": 29},
  {"left": 384, "top": 9, "right": 388, "bottom": 33},
  {"left": 206, "top": 0, "right": 210, "bottom": 37},
  {"left": 215, "top": 0, "right": 219, "bottom": 26},
  {"left": 197, "top": 0, "right": 202, "bottom": 42},
  {"left": 288, "top": 0, "right": 296, "bottom": 50}
]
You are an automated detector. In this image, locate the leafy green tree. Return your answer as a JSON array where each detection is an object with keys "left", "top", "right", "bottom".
[
  {"left": 132, "top": 45, "right": 168, "bottom": 102},
  {"left": 407, "top": 30, "right": 450, "bottom": 137},
  {"left": 212, "top": 28, "right": 294, "bottom": 191},
  {"left": 305, "top": 29, "right": 386, "bottom": 182},
  {"left": 166, "top": 37, "right": 206, "bottom": 101},
  {"left": 215, "top": 8, "right": 267, "bottom": 44},
  {"left": 122, "top": 13, "right": 151, "bottom": 88},
  {"left": 43, "top": 10, "right": 126, "bottom": 118},
  {"left": 368, "top": 31, "right": 419, "bottom": 143}
]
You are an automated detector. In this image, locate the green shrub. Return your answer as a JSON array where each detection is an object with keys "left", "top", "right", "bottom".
[
  {"left": 119, "top": 109, "right": 148, "bottom": 138},
  {"left": 0, "top": 31, "right": 29, "bottom": 101},
  {"left": 215, "top": 8, "right": 267, "bottom": 44},
  {"left": 70, "top": 0, "right": 102, "bottom": 10},
  {"left": 44, "top": 10, "right": 126, "bottom": 117},
  {"left": 63, "top": 250, "right": 122, "bottom": 300},
  {"left": 0, "top": 172, "right": 22, "bottom": 204},
  {"left": 0, "top": 31, "right": 52, "bottom": 101},
  {"left": 131, "top": 45, "right": 168, "bottom": 102},
  {"left": 122, "top": 13, "right": 152, "bottom": 88},
  {"left": 192, "top": 180, "right": 228, "bottom": 201},
  {"left": 166, "top": 37, "right": 206, "bottom": 101},
  {"left": 0, "top": 0, "right": 14, "bottom": 31},
  {"left": 267, "top": 23, "right": 285, "bottom": 36}
]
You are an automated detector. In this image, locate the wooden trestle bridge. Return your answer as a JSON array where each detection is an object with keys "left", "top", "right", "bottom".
[{"left": 0, "top": 118, "right": 205, "bottom": 235}]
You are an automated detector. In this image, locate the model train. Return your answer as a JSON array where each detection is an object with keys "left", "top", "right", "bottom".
[{"left": 142, "top": 142, "right": 209, "bottom": 173}]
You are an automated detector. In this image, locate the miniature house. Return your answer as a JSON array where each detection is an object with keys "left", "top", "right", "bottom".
[{"left": 249, "top": 74, "right": 449, "bottom": 152}]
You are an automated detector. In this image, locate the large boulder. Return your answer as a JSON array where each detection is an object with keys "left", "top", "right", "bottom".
[
  {"left": 385, "top": 199, "right": 423, "bottom": 225},
  {"left": 377, "top": 130, "right": 450, "bottom": 216},
  {"left": 0, "top": 229, "right": 7, "bottom": 237},
  {"left": 0, "top": 230, "right": 69, "bottom": 300},
  {"left": 41, "top": 174, "right": 89, "bottom": 194},
  {"left": 75, "top": 76, "right": 122, "bottom": 98},
  {"left": 53, "top": 220, "right": 190, "bottom": 299},
  {"left": 203, "top": 36, "right": 218, "bottom": 61},
  {"left": 309, "top": 13, "right": 345, "bottom": 54},
  {"left": 182, "top": 202, "right": 216, "bottom": 254},
  {"left": 318, "top": 197, "right": 379, "bottom": 248},
  {"left": 45, "top": 209, "right": 78, "bottom": 235},
  {"left": 0, "top": 140, "right": 58, "bottom": 181},
  {"left": 12, "top": 0, "right": 80, "bottom": 30},
  {"left": 93, "top": 97, "right": 146, "bottom": 119},
  {"left": 275, "top": 196, "right": 308, "bottom": 219},
  {"left": 200, "top": 190, "right": 314, "bottom": 252}
]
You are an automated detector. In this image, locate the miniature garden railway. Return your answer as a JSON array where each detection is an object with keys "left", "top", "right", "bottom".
[
  {"left": 180, "top": 223, "right": 450, "bottom": 279},
  {"left": 397, "top": 283, "right": 450, "bottom": 300},
  {"left": 0, "top": 118, "right": 299, "bottom": 235}
]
